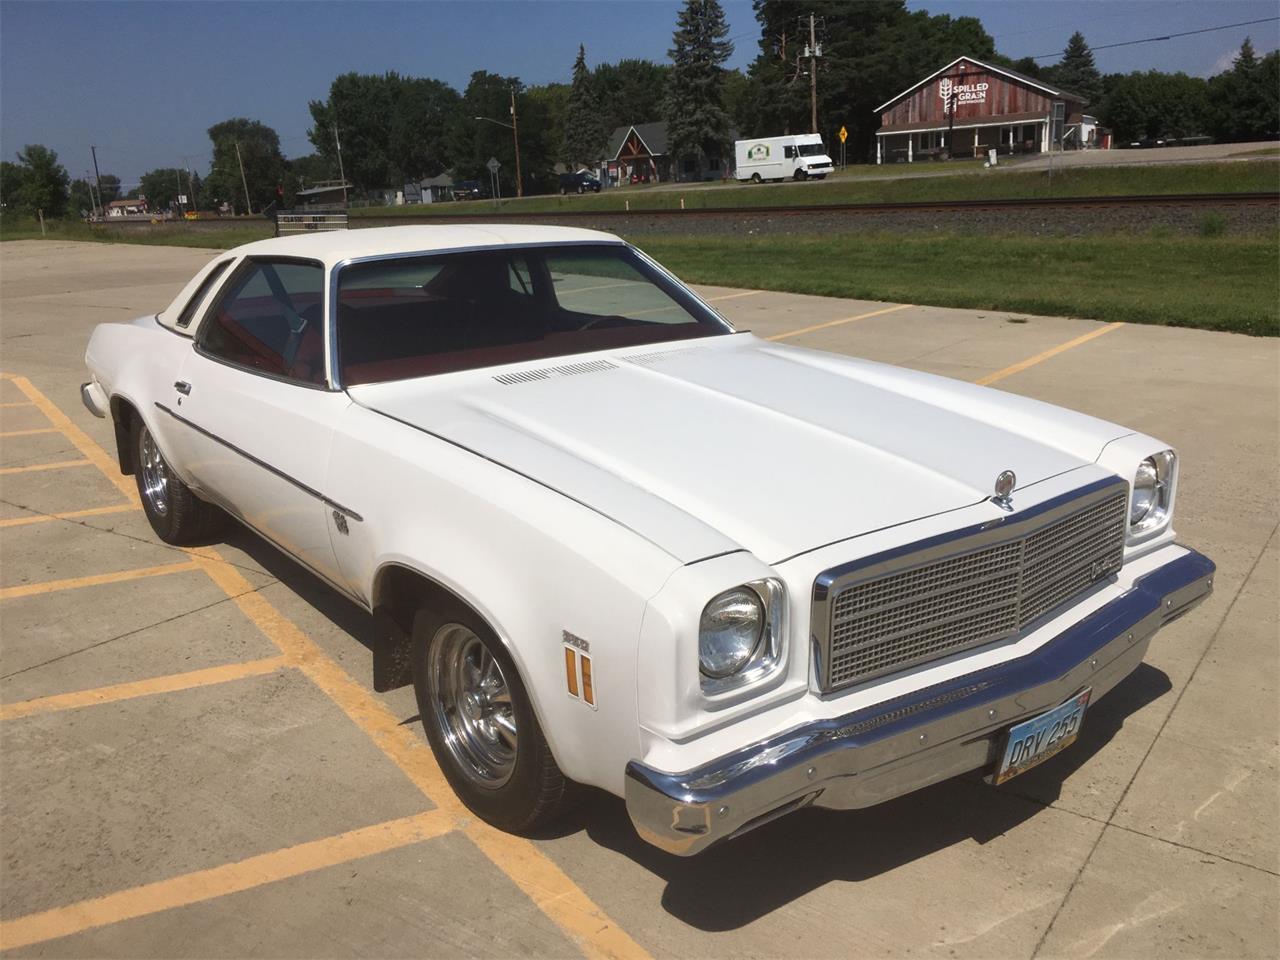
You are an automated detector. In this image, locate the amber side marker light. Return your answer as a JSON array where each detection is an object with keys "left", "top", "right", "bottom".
[
  {"left": 564, "top": 647, "right": 579, "bottom": 698},
  {"left": 581, "top": 655, "right": 594, "bottom": 706}
]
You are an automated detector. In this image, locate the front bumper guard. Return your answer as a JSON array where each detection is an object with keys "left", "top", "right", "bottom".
[{"left": 625, "top": 548, "right": 1215, "bottom": 856}]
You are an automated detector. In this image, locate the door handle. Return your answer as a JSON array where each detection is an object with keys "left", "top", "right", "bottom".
[{"left": 174, "top": 381, "right": 192, "bottom": 395}]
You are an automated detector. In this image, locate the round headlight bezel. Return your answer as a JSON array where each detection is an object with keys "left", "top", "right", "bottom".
[
  {"left": 698, "top": 587, "right": 765, "bottom": 680},
  {"left": 1129, "top": 450, "right": 1176, "bottom": 537}
]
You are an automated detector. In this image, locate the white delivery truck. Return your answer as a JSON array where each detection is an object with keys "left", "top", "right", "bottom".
[{"left": 735, "top": 134, "right": 835, "bottom": 182}]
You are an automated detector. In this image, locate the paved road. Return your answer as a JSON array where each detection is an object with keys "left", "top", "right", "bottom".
[{"left": 1, "top": 241, "right": 1276, "bottom": 958}]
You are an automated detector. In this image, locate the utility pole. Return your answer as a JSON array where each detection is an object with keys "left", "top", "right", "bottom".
[
  {"left": 174, "top": 169, "right": 185, "bottom": 217},
  {"left": 334, "top": 123, "right": 348, "bottom": 207},
  {"left": 84, "top": 170, "right": 99, "bottom": 219},
  {"left": 807, "top": 13, "right": 819, "bottom": 135},
  {"left": 234, "top": 140, "right": 252, "bottom": 215},
  {"left": 510, "top": 88, "right": 523, "bottom": 198},
  {"left": 90, "top": 145, "right": 104, "bottom": 215},
  {"left": 180, "top": 155, "right": 201, "bottom": 215}
]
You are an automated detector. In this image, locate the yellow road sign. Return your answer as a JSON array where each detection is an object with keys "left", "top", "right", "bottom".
[{"left": 838, "top": 126, "right": 848, "bottom": 143}]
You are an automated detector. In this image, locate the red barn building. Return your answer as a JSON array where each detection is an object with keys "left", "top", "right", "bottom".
[{"left": 874, "top": 56, "right": 1093, "bottom": 163}]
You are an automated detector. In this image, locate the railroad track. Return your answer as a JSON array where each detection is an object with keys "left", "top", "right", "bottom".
[{"left": 353, "top": 191, "right": 1279, "bottom": 225}]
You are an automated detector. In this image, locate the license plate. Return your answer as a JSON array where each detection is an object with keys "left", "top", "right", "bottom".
[{"left": 993, "top": 689, "right": 1091, "bottom": 785}]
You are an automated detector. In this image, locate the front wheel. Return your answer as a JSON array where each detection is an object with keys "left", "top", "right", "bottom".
[
  {"left": 134, "top": 418, "right": 227, "bottom": 545},
  {"left": 794, "top": 169, "right": 808, "bottom": 181},
  {"left": 413, "top": 615, "right": 569, "bottom": 833}
]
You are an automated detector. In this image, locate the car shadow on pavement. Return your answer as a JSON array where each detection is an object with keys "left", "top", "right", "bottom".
[
  {"left": 577, "top": 663, "right": 1171, "bottom": 931},
  {"left": 223, "top": 525, "right": 1173, "bottom": 931}
]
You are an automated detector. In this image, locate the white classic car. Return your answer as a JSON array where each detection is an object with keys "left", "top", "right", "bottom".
[{"left": 82, "top": 225, "right": 1214, "bottom": 855}]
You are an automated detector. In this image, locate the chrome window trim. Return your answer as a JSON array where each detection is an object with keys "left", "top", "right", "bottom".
[
  {"left": 194, "top": 255, "right": 338, "bottom": 392},
  {"left": 809, "top": 475, "right": 1128, "bottom": 692}
]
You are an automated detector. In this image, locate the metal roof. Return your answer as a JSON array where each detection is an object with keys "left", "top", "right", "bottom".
[{"left": 874, "top": 56, "right": 1082, "bottom": 114}]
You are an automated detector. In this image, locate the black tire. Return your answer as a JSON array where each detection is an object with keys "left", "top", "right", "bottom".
[
  {"left": 559, "top": 187, "right": 567, "bottom": 196},
  {"left": 794, "top": 169, "right": 808, "bottom": 181},
  {"left": 751, "top": 172, "right": 762, "bottom": 184},
  {"left": 133, "top": 417, "right": 227, "bottom": 545},
  {"left": 412, "top": 608, "right": 569, "bottom": 833},
  {"left": 576, "top": 185, "right": 585, "bottom": 195}
]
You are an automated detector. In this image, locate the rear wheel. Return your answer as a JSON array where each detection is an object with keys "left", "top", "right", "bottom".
[
  {"left": 577, "top": 185, "right": 585, "bottom": 195},
  {"left": 413, "top": 614, "right": 569, "bottom": 832},
  {"left": 559, "top": 187, "right": 567, "bottom": 196},
  {"left": 750, "top": 172, "right": 762, "bottom": 184},
  {"left": 134, "top": 419, "right": 227, "bottom": 545}
]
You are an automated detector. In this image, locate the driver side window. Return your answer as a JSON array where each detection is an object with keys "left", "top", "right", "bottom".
[{"left": 198, "top": 259, "right": 327, "bottom": 386}]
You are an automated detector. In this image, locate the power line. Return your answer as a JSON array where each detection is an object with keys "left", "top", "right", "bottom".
[{"left": 1027, "top": 16, "right": 1280, "bottom": 61}]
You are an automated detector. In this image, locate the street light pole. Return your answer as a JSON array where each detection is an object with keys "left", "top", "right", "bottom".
[
  {"left": 510, "top": 88, "right": 523, "bottom": 198},
  {"left": 474, "top": 113, "right": 522, "bottom": 199}
]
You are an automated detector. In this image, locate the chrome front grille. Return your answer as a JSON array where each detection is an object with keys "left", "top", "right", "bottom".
[{"left": 815, "top": 483, "right": 1128, "bottom": 692}]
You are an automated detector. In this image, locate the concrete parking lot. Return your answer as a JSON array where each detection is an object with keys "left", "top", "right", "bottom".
[{"left": 1, "top": 239, "right": 1276, "bottom": 958}]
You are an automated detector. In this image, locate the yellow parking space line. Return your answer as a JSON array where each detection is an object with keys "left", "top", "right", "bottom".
[
  {"left": 0, "top": 656, "right": 293, "bottom": 721},
  {"left": 0, "top": 427, "right": 60, "bottom": 437},
  {"left": 2, "top": 374, "right": 140, "bottom": 505},
  {"left": 0, "top": 503, "right": 138, "bottom": 529},
  {"left": 14, "top": 376, "right": 649, "bottom": 960},
  {"left": 193, "top": 554, "right": 651, "bottom": 960},
  {"left": 0, "top": 809, "right": 454, "bottom": 951},
  {"left": 0, "top": 458, "right": 93, "bottom": 475},
  {"left": 977, "top": 322, "right": 1126, "bottom": 386},
  {"left": 0, "top": 560, "right": 200, "bottom": 601},
  {"left": 706, "top": 290, "right": 763, "bottom": 302},
  {"left": 767, "top": 302, "right": 912, "bottom": 341}
]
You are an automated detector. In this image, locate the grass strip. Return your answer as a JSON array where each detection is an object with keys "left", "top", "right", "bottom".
[{"left": 629, "top": 231, "right": 1280, "bottom": 336}]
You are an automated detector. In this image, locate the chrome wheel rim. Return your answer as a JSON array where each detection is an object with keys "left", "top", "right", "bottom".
[
  {"left": 139, "top": 428, "right": 170, "bottom": 517},
  {"left": 427, "top": 624, "right": 517, "bottom": 788}
]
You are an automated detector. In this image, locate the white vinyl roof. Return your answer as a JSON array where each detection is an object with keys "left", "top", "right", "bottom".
[{"left": 157, "top": 224, "right": 624, "bottom": 331}]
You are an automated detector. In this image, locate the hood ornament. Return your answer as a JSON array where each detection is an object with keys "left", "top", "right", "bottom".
[{"left": 990, "top": 470, "right": 1016, "bottom": 511}]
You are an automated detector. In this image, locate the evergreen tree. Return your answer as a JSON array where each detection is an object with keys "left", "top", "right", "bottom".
[
  {"left": 564, "top": 45, "right": 605, "bottom": 167},
  {"left": 1208, "top": 38, "right": 1278, "bottom": 141},
  {"left": 1048, "top": 31, "right": 1102, "bottom": 104},
  {"left": 664, "top": 0, "right": 734, "bottom": 172}
]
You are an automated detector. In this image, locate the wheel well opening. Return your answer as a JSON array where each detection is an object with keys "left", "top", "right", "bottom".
[
  {"left": 371, "top": 565, "right": 484, "bottom": 692},
  {"left": 109, "top": 396, "right": 139, "bottom": 475}
]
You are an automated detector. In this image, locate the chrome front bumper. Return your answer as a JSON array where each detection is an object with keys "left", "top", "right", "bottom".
[
  {"left": 80, "top": 380, "right": 108, "bottom": 419},
  {"left": 625, "top": 548, "right": 1215, "bottom": 856}
]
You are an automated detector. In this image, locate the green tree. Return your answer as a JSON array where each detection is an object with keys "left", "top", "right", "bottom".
[
  {"left": 1208, "top": 39, "right": 1279, "bottom": 141},
  {"left": 203, "top": 118, "right": 286, "bottom": 214},
  {"left": 10, "top": 145, "right": 70, "bottom": 217},
  {"left": 309, "top": 72, "right": 458, "bottom": 191},
  {"left": 96, "top": 173, "right": 122, "bottom": 205},
  {"left": 527, "top": 82, "right": 570, "bottom": 168},
  {"left": 136, "top": 168, "right": 202, "bottom": 213},
  {"left": 1101, "top": 71, "right": 1210, "bottom": 141},
  {"left": 2, "top": 161, "right": 28, "bottom": 215},
  {"left": 593, "top": 59, "right": 671, "bottom": 134},
  {"left": 664, "top": 0, "right": 734, "bottom": 172},
  {"left": 289, "top": 153, "right": 336, "bottom": 188},
  {"left": 68, "top": 178, "right": 95, "bottom": 216},
  {"left": 1044, "top": 32, "right": 1102, "bottom": 104},
  {"left": 564, "top": 45, "right": 605, "bottom": 167}
]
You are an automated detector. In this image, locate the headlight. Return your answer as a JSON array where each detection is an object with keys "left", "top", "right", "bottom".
[
  {"left": 698, "top": 588, "right": 763, "bottom": 679},
  {"left": 1130, "top": 450, "right": 1175, "bottom": 534}
]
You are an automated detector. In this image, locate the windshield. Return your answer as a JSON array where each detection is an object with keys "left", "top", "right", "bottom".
[
  {"left": 336, "top": 243, "right": 731, "bottom": 384},
  {"left": 798, "top": 143, "right": 827, "bottom": 157}
]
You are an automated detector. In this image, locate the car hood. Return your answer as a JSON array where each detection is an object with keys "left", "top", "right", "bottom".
[{"left": 347, "top": 334, "right": 1129, "bottom": 564}]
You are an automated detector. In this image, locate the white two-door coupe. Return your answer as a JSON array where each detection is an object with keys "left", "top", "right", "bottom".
[{"left": 82, "top": 225, "right": 1214, "bottom": 854}]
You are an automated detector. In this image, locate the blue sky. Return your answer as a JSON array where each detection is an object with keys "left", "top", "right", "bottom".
[{"left": 2, "top": 1, "right": 1276, "bottom": 187}]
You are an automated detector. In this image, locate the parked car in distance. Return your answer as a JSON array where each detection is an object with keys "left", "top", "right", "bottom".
[
  {"left": 558, "top": 171, "right": 602, "bottom": 195},
  {"left": 81, "top": 224, "right": 1214, "bottom": 855},
  {"left": 735, "top": 134, "right": 835, "bottom": 182},
  {"left": 451, "top": 180, "right": 487, "bottom": 201}
]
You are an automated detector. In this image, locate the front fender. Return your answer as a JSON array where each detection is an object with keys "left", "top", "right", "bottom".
[{"left": 326, "top": 403, "right": 681, "bottom": 795}]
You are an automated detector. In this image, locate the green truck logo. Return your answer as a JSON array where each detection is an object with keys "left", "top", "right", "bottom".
[{"left": 747, "top": 143, "right": 770, "bottom": 160}]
